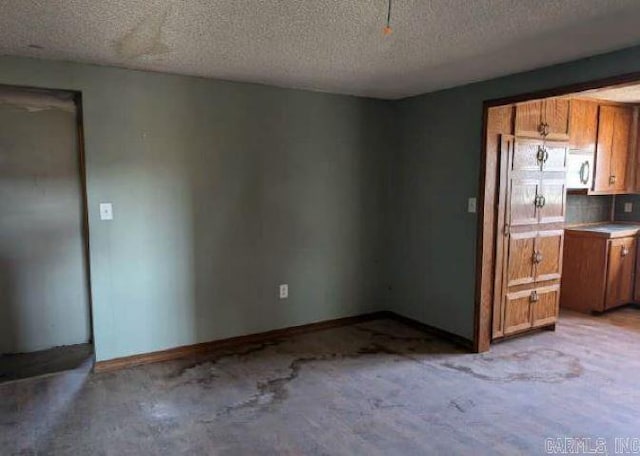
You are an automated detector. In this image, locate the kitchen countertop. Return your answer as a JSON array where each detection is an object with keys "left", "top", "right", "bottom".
[{"left": 564, "top": 223, "right": 640, "bottom": 238}]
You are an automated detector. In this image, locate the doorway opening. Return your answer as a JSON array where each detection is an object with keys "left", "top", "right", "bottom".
[
  {"left": 0, "top": 85, "right": 93, "bottom": 382},
  {"left": 475, "top": 73, "right": 640, "bottom": 352}
]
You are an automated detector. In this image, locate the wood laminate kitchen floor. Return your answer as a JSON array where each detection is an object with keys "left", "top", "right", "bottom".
[{"left": 1, "top": 307, "right": 639, "bottom": 455}]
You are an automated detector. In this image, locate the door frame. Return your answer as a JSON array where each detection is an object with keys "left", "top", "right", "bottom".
[
  {"left": 0, "top": 84, "right": 95, "bottom": 352},
  {"left": 474, "top": 71, "right": 640, "bottom": 352}
]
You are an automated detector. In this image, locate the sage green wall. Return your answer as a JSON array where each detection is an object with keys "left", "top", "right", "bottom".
[
  {"left": 4, "top": 44, "right": 640, "bottom": 359},
  {"left": 388, "top": 45, "right": 640, "bottom": 340},
  {"left": 0, "top": 56, "right": 391, "bottom": 361}
]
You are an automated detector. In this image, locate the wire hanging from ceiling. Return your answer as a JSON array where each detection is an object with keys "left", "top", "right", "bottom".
[{"left": 383, "top": 0, "right": 393, "bottom": 35}]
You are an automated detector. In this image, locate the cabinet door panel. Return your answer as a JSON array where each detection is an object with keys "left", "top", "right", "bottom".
[
  {"left": 512, "top": 140, "right": 544, "bottom": 171},
  {"left": 503, "top": 290, "right": 533, "bottom": 335},
  {"left": 531, "top": 286, "right": 560, "bottom": 328},
  {"left": 594, "top": 106, "right": 615, "bottom": 192},
  {"left": 506, "top": 232, "right": 536, "bottom": 287},
  {"left": 610, "top": 106, "right": 632, "bottom": 192},
  {"left": 535, "top": 231, "right": 563, "bottom": 282},
  {"left": 515, "top": 101, "right": 543, "bottom": 138},
  {"left": 539, "top": 179, "right": 566, "bottom": 224},
  {"left": 569, "top": 99, "right": 598, "bottom": 151},
  {"left": 544, "top": 98, "right": 570, "bottom": 140},
  {"left": 512, "top": 140, "right": 567, "bottom": 172},
  {"left": 543, "top": 143, "right": 568, "bottom": 172},
  {"left": 606, "top": 237, "right": 636, "bottom": 309},
  {"left": 509, "top": 179, "right": 539, "bottom": 226},
  {"left": 619, "top": 237, "right": 636, "bottom": 304}
]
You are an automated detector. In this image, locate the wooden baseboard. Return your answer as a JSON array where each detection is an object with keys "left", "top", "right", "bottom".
[
  {"left": 385, "top": 311, "right": 474, "bottom": 350},
  {"left": 94, "top": 310, "right": 472, "bottom": 373},
  {"left": 94, "top": 311, "right": 389, "bottom": 373}
]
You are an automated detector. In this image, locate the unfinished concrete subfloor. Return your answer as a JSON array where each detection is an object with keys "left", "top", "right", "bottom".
[{"left": 2, "top": 308, "right": 639, "bottom": 455}]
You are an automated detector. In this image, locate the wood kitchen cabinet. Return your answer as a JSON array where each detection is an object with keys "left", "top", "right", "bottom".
[
  {"left": 503, "top": 285, "right": 560, "bottom": 336},
  {"left": 561, "top": 228, "right": 638, "bottom": 313},
  {"left": 492, "top": 136, "right": 566, "bottom": 339},
  {"left": 605, "top": 237, "right": 636, "bottom": 309},
  {"left": 515, "top": 98, "right": 570, "bottom": 140},
  {"left": 568, "top": 99, "right": 599, "bottom": 151},
  {"left": 505, "top": 230, "right": 563, "bottom": 287},
  {"left": 506, "top": 139, "right": 567, "bottom": 227},
  {"left": 593, "top": 105, "right": 633, "bottom": 193}
]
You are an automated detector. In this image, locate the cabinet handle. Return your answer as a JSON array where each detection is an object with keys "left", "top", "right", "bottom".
[
  {"left": 530, "top": 291, "right": 539, "bottom": 303},
  {"left": 622, "top": 247, "right": 630, "bottom": 257},
  {"left": 609, "top": 175, "right": 617, "bottom": 185},
  {"left": 535, "top": 195, "right": 546, "bottom": 208},
  {"left": 579, "top": 161, "right": 590, "bottom": 185},
  {"left": 533, "top": 251, "right": 543, "bottom": 264},
  {"left": 536, "top": 146, "right": 546, "bottom": 164}
]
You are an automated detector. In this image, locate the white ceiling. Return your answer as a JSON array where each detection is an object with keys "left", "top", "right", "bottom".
[{"left": 2, "top": 1, "right": 640, "bottom": 99}]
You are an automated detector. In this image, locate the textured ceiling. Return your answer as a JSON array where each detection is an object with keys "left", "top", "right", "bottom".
[{"left": 2, "top": 1, "right": 640, "bottom": 99}]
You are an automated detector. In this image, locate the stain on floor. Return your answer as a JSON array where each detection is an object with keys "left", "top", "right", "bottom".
[
  {"left": 440, "top": 348, "right": 584, "bottom": 383},
  {"left": 2, "top": 308, "right": 640, "bottom": 455}
]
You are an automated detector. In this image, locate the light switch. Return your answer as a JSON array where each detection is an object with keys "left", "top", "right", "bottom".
[
  {"left": 468, "top": 197, "right": 477, "bottom": 213},
  {"left": 99, "top": 203, "right": 113, "bottom": 221},
  {"left": 624, "top": 202, "right": 633, "bottom": 213}
]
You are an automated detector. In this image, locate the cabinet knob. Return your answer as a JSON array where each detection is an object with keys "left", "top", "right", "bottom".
[
  {"left": 533, "top": 251, "right": 543, "bottom": 264},
  {"left": 609, "top": 175, "right": 617, "bottom": 185},
  {"left": 538, "top": 122, "right": 550, "bottom": 137},
  {"left": 530, "top": 291, "right": 539, "bottom": 303},
  {"left": 622, "top": 247, "right": 629, "bottom": 257}
]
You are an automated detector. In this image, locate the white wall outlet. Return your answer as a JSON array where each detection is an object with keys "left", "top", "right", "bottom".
[
  {"left": 279, "top": 284, "right": 288, "bottom": 299},
  {"left": 467, "top": 197, "right": 477, "bottom": 213},
  {"left": 624, "top": 202, "right": 633, "bottom": 213},
  {"left": 99, "top": 202, "right": 113, "bottom": 221}
]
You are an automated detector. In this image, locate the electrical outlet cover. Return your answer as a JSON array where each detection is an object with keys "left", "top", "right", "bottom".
[
  {"left": 99, "top": 202, "right": 113, "bottom": 220},
  {"left": 279, "top": 284, "right": 288, "bottom": 299}
]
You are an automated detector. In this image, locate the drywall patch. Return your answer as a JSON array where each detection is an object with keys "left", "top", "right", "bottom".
[{"left": 115, "top": 6, "right": 172, "bottom": 59}]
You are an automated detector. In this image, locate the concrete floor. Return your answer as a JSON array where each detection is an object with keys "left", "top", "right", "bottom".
[
  {"left": 0, "top": 344, "right": 93, "bottom": 384},
  {"left": 1, "top": 308, "right": 639, "bottom": 455}
]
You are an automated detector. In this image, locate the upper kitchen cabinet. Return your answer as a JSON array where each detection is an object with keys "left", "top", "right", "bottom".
[
  {"left": 593, "top": 105, "right": 633, "bottom": 194},
  {"left": 515, "top": 98, "right": 570, "bottom": 140},
  {"left": 568, "top": 99, "right": 599, "bottom": 151}
]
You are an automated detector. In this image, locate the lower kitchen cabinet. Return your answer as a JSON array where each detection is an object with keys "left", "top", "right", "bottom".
[
  {"left": 503, "top": 285, "right": 560, "bottom": 336},
  {"left": 605, "top": 237, "right": 636, "bottom": 309},
  {"left": 561, "top": 228, "right": 638, "bottom": 313}
]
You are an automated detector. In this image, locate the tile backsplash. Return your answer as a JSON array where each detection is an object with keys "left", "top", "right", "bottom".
[{"left": 566, "top": 194, "right": 613, "bottom": 225}]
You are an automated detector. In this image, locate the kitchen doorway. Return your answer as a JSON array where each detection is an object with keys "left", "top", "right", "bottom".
[{"left": 475, "top": 74, "right": 640, "bottom": 352}]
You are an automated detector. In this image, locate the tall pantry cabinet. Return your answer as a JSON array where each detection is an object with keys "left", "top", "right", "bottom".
[{"left": 493, "top": 99, "right": 568, "bottom": 339}]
